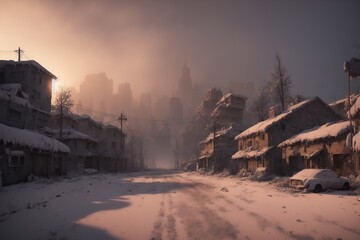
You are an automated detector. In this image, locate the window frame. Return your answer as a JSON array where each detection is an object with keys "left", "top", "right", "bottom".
[{"left": 8, "top": 151, "right": 25, "bottom": 167}]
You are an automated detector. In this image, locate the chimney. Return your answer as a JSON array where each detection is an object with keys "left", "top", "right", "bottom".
[{"left": 268, "top": 105, "right": 281, "bottom": 119}]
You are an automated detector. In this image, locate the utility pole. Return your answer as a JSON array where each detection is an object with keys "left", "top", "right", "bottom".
[
  {"left": 117, "top": 113, "right": 127, "bottom": 171},
  {"left": 348, "top": 73, "right": 353, "bottom": 136},
  {"left": 213, "top": 117, "right": 216, "bottom": 173},
  {"left": 14, "top": 47, "right": 23, "bottom": 62}
]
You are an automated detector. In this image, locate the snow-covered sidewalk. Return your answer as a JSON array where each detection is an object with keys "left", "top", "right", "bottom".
[{"left": 0, "top": 171, "right": 359, "bottom": 240}]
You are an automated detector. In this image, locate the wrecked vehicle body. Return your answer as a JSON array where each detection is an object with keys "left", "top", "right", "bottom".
[{"left": 289, "top": 169, "right": 350, "bottom": 193}]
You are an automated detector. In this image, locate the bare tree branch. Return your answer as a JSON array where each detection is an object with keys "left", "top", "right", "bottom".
[
  {"left": 55, "top": 87, "right": 74, "bottom": 137},
  {"left": 270, "top": 53, "right": 292, "bottom": 111},
  {"left": 251, "top": 87, "right": 271, "bottom": 121}
]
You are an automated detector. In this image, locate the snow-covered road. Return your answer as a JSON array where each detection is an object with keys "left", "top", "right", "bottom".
[{"left": 0, "top": 170, "right": 359, "bottom": 240}]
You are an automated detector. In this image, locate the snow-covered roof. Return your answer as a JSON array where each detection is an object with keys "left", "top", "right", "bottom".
[
  {"left": 202, "top": 124, "right": 242, "bottom": 143},
  {"left": 76, "top": 114, "right": 103, "bottom": 128},
  {"left": 0, "top": 84, "right": 31, "bottom": 107},
  {"left": 349, "top": 96, "right": 360, "bottom": 117},
  {"left": 0, "top": 60, "right": 57, "bottom": 79},
  {"left": 231, "top": 146, "right": 273, "bottom": 159},
  {"left": 329, "top": 94, "right": 359, "bottom": 107},
  {"left": 235, "top": 98, "right": 324, "bottom": 140},
  {"left": 279, "top": 121, "right": 351, "bottom": 147},
  {"left": 198, "top": 152, "right": 213, "bottom": 159},
  {"left": 57, "top": 129, "right": 97, "bottom": 142},
  {"left": 51, "top": 111, "right": 79, "bottom": 122},
  {"left": 217, "top": 92, "right": 246, "bottom": 104},
  {"left": 0, "top": 123, "right": 69, "bottom": 153}
]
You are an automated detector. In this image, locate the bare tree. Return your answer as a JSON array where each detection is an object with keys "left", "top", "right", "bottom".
[
  {"left": 251, "top": 88, "right": 271, "bottom": 121},
  {"left": 270, "top": 53, "right": 292, "bottom": 111},
  {"left": 55, "top": 87, "right": 74, "bottom": 137}
]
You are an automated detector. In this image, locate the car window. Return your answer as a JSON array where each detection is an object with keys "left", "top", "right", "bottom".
[
  {"left": 314, "top": 171, "right": 326, "bottom": 178},
  {"left": 325, "top": 170, "right": 337, "bottom": 178}
]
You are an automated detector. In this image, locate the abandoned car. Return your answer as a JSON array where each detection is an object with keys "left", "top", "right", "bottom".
[{"left": 289, "top": 169, "right": 350, "bottom": 192}]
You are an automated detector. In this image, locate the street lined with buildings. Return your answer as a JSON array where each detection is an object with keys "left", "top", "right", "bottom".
[{"left": 0, "top": 171, "right": 359, "bottom": 240}]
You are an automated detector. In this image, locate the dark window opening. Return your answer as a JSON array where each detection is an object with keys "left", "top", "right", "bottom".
[
  {"left": 260, "top": 133, "right": 265, "bottom": 140},
  {"left": 9, "top": 154, "right": 25, "bottom": 167}
]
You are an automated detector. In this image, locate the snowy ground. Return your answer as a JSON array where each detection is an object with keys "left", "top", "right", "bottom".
[{"left": 0, "top": 170, "right": 360, "bottom": 240}]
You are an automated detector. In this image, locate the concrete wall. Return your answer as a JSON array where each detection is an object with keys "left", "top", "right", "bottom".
[{"left": 0, "top": 62, "right": 53, "bottom": 112}]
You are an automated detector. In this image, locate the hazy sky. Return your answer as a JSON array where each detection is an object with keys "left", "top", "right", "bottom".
[{"left": 1, "top": 0, "right": 359, "bottom": 102}]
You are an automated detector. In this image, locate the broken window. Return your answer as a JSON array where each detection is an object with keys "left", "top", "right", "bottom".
[{"left": 260, "top": 133, "right": 265, "bottom": 140}]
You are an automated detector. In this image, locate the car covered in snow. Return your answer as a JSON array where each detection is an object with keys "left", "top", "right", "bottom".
[{"left": 289, "top": 169, "right": 350, "bottom": 192}]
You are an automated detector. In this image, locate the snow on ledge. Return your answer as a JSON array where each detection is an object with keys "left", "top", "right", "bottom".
[
  {"left": 0, "top": 123, "right": 70, "bottom": 153},
  {"left": 56, "top": 129, "right": 97, "bottom": 142},
  {"left": 278, "top": 121, "right": 350, "bottom": 147},
  {"left": 353, "top": 131, "right": 360, "bottom": 151},
  {"left": 232, "top": 146, "right": 273, "bottom": 159}
]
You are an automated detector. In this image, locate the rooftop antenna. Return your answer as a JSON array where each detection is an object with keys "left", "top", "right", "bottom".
[{"left": 14, "top": 47, "right": 23, "bottom": 62}]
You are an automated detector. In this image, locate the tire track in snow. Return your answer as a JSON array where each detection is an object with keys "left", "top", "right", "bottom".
[
  {"left": 173, "top": 174, "right": 239, "bottom": 239},
  {"left": 174, "top": 173, "right": 315, "bottom": 240}
]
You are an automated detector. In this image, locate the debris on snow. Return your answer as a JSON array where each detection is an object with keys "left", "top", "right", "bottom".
[{"left": 220, "top": 187, "right": 229, "bottom": 192}]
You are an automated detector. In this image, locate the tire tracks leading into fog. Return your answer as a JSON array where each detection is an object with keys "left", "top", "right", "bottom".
[
  {"left": 170, "top": 174, "right": 240, "bottom": 240},
  {"left": 167, "top": 173, "right": 316, "bottom": 240}
]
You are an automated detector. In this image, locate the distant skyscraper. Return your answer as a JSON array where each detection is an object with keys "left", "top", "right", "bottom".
[
  {"left": 140, "top": 92, "right": 152, "bottom": 116},
  {"left": 177, "top": 59, "right": 192, "bottom": 99},
  {"left": 168, "top": 97, "right": 183, "bottom": 123},
  {"left": 114, "top": 82, "right": 133, "bottom": 115},
  {"left": 176, "top": 59, "right": 195, "bottom": 120},
  {"left": 79, "top": 72, "right": 113, "bottom": 121},
  {"left": 153, "top": 94, "right": 170, "bottom": 120}
]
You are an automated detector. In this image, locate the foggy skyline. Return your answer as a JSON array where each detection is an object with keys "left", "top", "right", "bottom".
[{"left": 1, "top": 0, "right": 360, "bottom": 103}]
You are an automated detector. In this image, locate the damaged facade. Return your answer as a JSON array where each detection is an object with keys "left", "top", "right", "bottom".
[
  {"left": 180, "top": 88, "right": 223, "bottom": 168},
  {"left": 232, "top": 97, "right": 342, "bottom": 175},
  {"left": 198, "top": 124, "right": 241, "bottom": 173},
  {"left": 348, "top": 97, "right": 360, "bottom": 176},
  {"left": 197, "top": 92, "right": 246, "bottom": 172},
  {"left": 55, "top": 128, "right": 99, "bottom": 172},
  {"left": 50, "top": 112, "right": 127, "bottom": 172},
  {"left": 0, "top": 123, "right": 69, "bottom": 186},
  {"left": 0, "top": 60, "right": 69, "bottom": 185},
  {"left": 212, "top": 93, "right": 246, "bottom": 128},
  {"left": 278, "top": 121, "right": 353, "bottom": 176}
]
